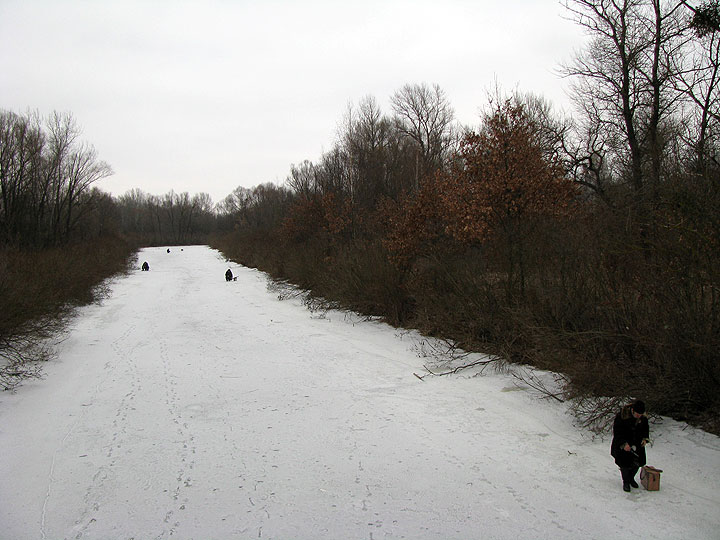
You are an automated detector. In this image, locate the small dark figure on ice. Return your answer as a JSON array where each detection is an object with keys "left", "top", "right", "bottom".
[
  {"left": 225, "top": 268, "right": 233, "bottom": 282},
  {"left": 167, "top": 248, "right": 170, "bottom": 253},
  {"left": 611, "top": 400, "right": 650, "bottom": 492},
  {"left": 141, "top": 261, "right": 150, "bottom": 271}
]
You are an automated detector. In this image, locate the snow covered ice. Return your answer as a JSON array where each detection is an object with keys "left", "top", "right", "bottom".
[{"left": 1, "top": 245, "right": 719, "bottom": 539}]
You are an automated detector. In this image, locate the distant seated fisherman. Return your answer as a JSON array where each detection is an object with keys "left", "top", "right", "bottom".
[
  {"left": 225, "top": 268, "right": 233, "bottom": 282},
  {"left": 141, "top": 261, "right": 149, "bottom": 271}
]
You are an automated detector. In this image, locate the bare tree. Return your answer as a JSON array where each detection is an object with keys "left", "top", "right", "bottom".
[
  {"left": 148, "top": 194, "right": 164, "bottom": 241},
  {"left": 1, "top": 110, "right": 113, "bottom": 245},
  {"left": 390, "top": 83, "right": 456, "bottom": 189},
  {"left": 162, "top": 191, "right": 178, "bottom": 242},
  {"left": 62, "top": 142, "right": 113, "bottom": 240},
  {"left": 562, "top": 0, "right": 688, "bottom": 200},
  {"left": 242, "top": 183, "right": 292, "bottom": 231},
  {"left": 46, "top": 111, "right": 81, "bottom": 242},
  {"left": 286, "top": 160, "right": 318, "bottom": 196},
  {"left": 217, "top": 186, "right": 252, "bottom": 215},
  {"left": 340, "top": 95, "right": 397, "bottom": 207},
  {"left": 315, "top": 148, "right": 351, "bottom": 195},
  {"left": 175, "top": 191, "right": 193, "bottom": 242},
  {"left": 0, "top": 110, "right": 44, "bottom": 242},
  {"left": 117, "top": 188, "right": 152, "bottom": 235},
  {"left": 675, "top": 1, "right": 720, "bottom": 172}
]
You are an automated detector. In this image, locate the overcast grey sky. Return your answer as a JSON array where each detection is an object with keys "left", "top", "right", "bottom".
[{"left": 0, "top": 0, "right": 587, "bottom": 204}]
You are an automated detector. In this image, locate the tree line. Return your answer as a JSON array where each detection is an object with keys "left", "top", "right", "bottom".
[
  {"left": 211, "top": 0, "right": 720, "bottom": 432},
  {"left": 0, "top": 109, "right": 223, "bottom": 249},
  {"left": 0, "top": 110, "right": 114, "bottom": 246}
]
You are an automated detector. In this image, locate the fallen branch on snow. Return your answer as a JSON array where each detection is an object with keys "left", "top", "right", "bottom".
[{"left": 413, "top": 356, "right": 499, "bottom": 381}]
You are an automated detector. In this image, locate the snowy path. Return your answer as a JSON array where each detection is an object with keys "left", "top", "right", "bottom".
[{"left": 1, "top": 245, "right": 719, "bottom": 540}]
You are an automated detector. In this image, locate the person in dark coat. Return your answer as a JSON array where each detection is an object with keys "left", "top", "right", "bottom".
[
  {"left": 225, "top": 268, "right": 233, "bottom": 282},
  {"left": 141, "top": 261, "right": 149, "bottom": 271},
  {"left": 610, "top": 400, "right": 650, "bottom": 492}
]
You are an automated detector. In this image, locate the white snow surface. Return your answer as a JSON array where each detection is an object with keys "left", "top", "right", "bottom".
[{"left": 1, "top": 245, "right": 719, "bottom": 540}]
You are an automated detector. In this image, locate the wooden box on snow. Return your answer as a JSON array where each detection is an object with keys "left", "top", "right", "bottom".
[{"left": 640, "top": 466, "right": 663, "bottom": 491}]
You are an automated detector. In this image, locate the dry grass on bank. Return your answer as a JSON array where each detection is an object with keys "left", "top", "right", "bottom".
[{"left": 0, "top": 237, "right": 136, "bottom": 390}]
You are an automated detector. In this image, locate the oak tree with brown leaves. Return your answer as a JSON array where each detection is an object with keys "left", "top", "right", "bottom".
[
  {"left": 439, "top": 100, "right": 577, "bottom": 246},
  {"left": 385, "top": 100, "right": 577, "bottom": 282}
]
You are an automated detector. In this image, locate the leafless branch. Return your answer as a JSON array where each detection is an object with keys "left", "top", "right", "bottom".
[
  {"left": 510, "top": 367, "right": 568, "bottom": 403},
  {"left": 413, "top": 356, "right": 499, "bottom": 381}
]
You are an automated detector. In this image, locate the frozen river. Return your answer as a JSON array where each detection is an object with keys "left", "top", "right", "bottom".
[{"left": 1, "top": 245, "right": 718, "bottom": 539}]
